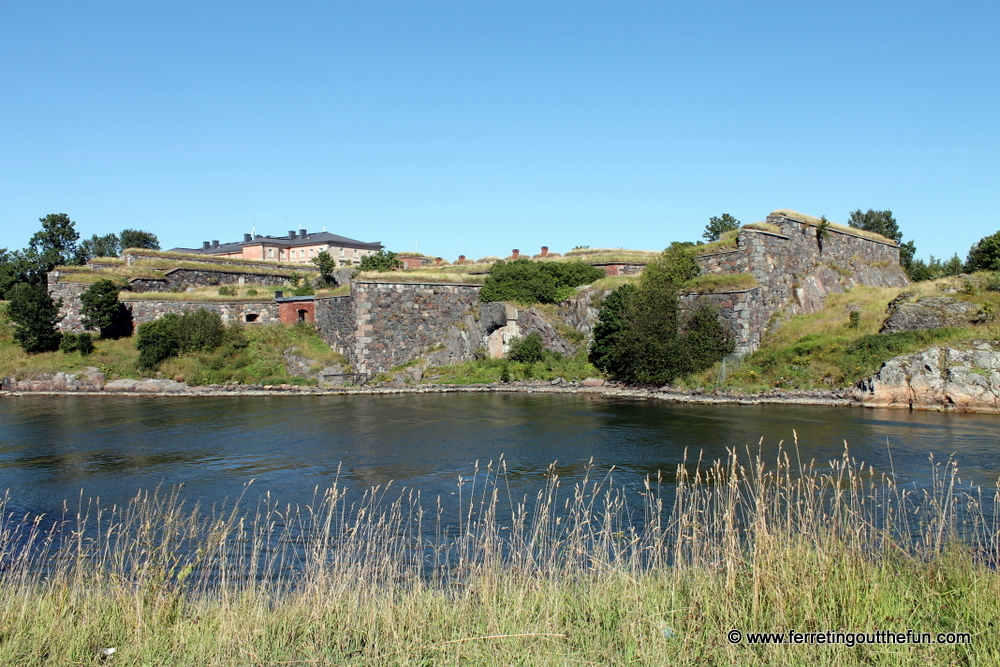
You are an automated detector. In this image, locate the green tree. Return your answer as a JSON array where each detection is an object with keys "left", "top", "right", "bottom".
[
  {"left": 0, "top": 249, "right": 33, "bottom": 298},
  {"left": 79, "top": 233, "right": 122, "bottom": 261},
  {"left": 358, "top": 249, "right": 403, "bottom": 271},
  {"left": 703, "top": 214, "right": 740, "bottom": 242},
  {"left": 29, "top": 213, "right": 81, "bottom": 270},
  {"left": 119, "top": 229, "right": 160, "bottom": 251},
  {"left": 588, "top": 244, "right": 732, "bottom": 384},
  {"left": 80, "top": 279, "right": 131, "bottom": 338},
  {"left": 847, "top": 209, "right": 916, "bottom": 275},
  {"left": 311, "top": 250, "right": 337, "bottom": 285},
  {"left": 966, "top": 231, "right": 1000, "bottom": 273},
  {"left": 682, "top": 301, "right": 735, "bottom": 370},
  {"left": 6, "top": 282, "right": 63, "bottom": 353},
  {"left": 588, "top": 283, "right": 636, "bottom": 374}
]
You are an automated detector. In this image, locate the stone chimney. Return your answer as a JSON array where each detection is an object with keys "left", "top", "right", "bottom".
[
  {"left": 299, "top": 228, "right": 307, "bottom": 237},
  {"left": 288, "top": 230, "right": 297, "bottom": 239},
  {"left": 540, "top": 246, "right": 549, "bottom": 258},
  {"left": 512, "top": 249, "right": 520, "bottom": 259},
  {"left": 212, "top": 240, "right": 219, "bottom": 248},
  {"left": 243, "top": 233, "right": 252, "bottom": 243},
  {"left": 202, "top": 241, "right": 210, "bottom": 250},
  {"left": 458, "top": 255, "right": 466, "bottom": 265}
]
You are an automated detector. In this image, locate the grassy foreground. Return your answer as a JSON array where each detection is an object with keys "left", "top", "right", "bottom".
[{"left": 0, "top": 445, "right": 996, "bottom": 666}]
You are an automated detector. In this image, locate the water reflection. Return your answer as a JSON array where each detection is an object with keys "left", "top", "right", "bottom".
[{"left": 1, "top": 394, "right": 999, "bottom": 519}]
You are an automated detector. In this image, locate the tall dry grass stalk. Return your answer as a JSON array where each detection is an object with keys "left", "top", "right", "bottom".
[{"left": 1, "top": 440, "right": 997, "bottom": 665}]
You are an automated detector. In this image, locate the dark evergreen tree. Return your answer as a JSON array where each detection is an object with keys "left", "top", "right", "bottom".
[
  {"left": 80, "top": 279, "right": 132, "bottom": 338},
  {"left": 588, "top": 283, "right": 636, "bottom": 374},
  {"left": 681, "top": 302, "right": 736, "bottom": 372},
  {"left": 7, "top": 283, "right": 62, "bottom": 353}
]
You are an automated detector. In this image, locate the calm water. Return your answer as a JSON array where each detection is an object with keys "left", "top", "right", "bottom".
[{"left": 1, "top": 393, "right": 999, "bottom": 520}]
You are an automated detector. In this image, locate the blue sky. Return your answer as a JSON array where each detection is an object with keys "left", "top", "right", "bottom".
[{"left": 1, "top": 1, "right": 997, "bottom": 262}]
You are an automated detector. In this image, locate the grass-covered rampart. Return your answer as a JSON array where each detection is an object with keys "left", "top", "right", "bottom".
[
  {"left": 0, "top": 305, "right": 344, "bottom": 385},
  {"left": 0, "top": 447, "right": 994, "bottom": 665},
  {"left": 687, "top": 274, "right": 1000, "bottom": 391}
]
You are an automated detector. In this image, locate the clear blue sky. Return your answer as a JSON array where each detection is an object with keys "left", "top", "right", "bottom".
[{"left": 1, "top": 1, "right": 997, "bottom": 262}]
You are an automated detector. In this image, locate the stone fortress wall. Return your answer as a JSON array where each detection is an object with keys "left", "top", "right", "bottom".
[{"left": 45, "top": 211, "right": 911, "bottom": 375}]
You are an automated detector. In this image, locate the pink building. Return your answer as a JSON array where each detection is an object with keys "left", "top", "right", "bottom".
[{"left": 172, "top": 229, "right": 383, "bottom": 266}]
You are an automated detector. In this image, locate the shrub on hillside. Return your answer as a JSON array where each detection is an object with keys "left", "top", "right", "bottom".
[
  {"left": 507, "top": 331, "right": 544, "bottom": 363},
  {"left": 479, "top": 259, "right": 603, "bottom": 304},
  {"left": 359, "top": 250, "right": 403, "bottom": 271},
  {"left": 137, "top": 314, "right": 182, "bottom": 369},
  {"left": 137, "top": 309, "right": 227, "bottom": 368}
]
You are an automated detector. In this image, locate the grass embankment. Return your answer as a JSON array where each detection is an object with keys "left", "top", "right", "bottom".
[
  {"left": 686, "top": 274, "right": 1000, "bottom": 391},
  {"left": 426, "top": 350, "right": 599, "bottom": 384},
  {"left": 0, "top": 307, "right": 344, "bottom": 385},
  {"left": 0, "top": 447, "right": 994, "bottom": 665}
]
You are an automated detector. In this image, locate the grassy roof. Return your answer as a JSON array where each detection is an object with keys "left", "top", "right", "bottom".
[
  {"left": 769, "top": 210, "right": 897, "bottom": 245},
  {"left": 695, "top": 230, "right": 740, "bottom": 255},
  {"left": 357, "top": 270, "right": 486, "bottom": 284},
  {"left": 122, "top": 248, "right": 315, "bottom": 269}
]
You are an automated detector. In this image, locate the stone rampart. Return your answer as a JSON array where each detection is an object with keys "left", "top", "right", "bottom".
[
  {"left": 49, "top": 280, "right": 90, "bottom": 331},
  {"left": 679, "top": 287, "right": 765, "bottom": 356},
  {"left": 124, "top": 300, "right": 279, "bottom": 326},
  {"left": 127, "top": 268, "right": 290, "bottom": 292},
  {"left": 123, "top": 252, "right": 308, "bottom": 273},
  {"left": 697, "top": 214, "right": 908, "bottom": 333}
]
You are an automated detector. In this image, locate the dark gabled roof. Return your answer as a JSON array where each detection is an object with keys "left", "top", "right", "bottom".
[
  {"left": 257, "top": 231, "right": 383, "bottom": 250},
  {"left": 171, "top": 231, "right": 383, "bottom": 256}
]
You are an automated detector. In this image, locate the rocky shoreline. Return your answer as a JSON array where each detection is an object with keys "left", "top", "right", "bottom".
[
  {"left": 7, "top": 345, "right": 1000, "bottom": 412},
  {"left": 0, "top": 369, "right": 863, "bottom": 408}
]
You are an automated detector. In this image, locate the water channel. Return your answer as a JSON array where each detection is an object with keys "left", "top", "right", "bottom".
[{"left": 2, "top": 393, "right": 998, "bottom": 520}]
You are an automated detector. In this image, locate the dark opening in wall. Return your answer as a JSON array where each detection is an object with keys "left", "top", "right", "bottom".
[
  {"left": 245, "top": 314, "right": 259, "bottom": 322},
  {"left": 297, "top": 309, "right": 308, "bottom": 322}
]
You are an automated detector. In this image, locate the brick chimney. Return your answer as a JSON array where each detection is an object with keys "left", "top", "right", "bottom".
[
  {"left": 511, "top": 249, "right": 520, "bottom": 259},
  {"left": 540, "top": 246, "right": 548, "bottom": 258}
]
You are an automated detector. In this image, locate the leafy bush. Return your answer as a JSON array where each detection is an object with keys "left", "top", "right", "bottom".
[
  {"left": 293, "top": 282, "right": 315, "bottom": 296},
  {"left": 246, "top": 288, "right": 259, "bottom": 296},
  {"left": 479, "top": 259, "right": 603, "bottom": 304},
  {"left": 359, "top": 250, "right": 403, "bottom": 272},
  {"left": 137, "top": 314, "right": 182, "bottom": 369},
  {"left": 7, "top": 282, "right": 62, "bottom": 353},
  {"left": 507, "top": 331, "right": 544, "bottom": 363},
  {"left": 177, "top": 309, "right": 226, "bottom": 352},
  {"left": 76, "top": 332, "right": 94, "bottom": 355},
  {"left": 137, "top": 309, "right": 226, "bottom": 368},
  {"left": 217, "top": 286, "right": 237, "bottom": 296},
  {"left": 59, "top": 333, "right": 78, "bottom": 353},
  {"left": 848, "top": 310, "right": 861, "bottom": 329}
]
